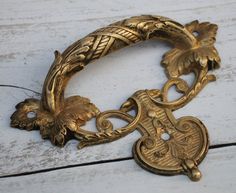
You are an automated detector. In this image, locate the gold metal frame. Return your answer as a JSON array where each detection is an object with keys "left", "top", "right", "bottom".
[{"left": 10, "top": 15, "right": 221, "bottom": 181}]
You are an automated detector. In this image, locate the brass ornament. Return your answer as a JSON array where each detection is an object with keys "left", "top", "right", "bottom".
[{"left": 10, "top": 15, "right": 220, "bottom": 181}]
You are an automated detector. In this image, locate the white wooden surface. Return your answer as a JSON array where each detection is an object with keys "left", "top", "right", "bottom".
[
  {"left": 1, "top": 146, "right": 236, "bottom": 193},
  {"left": 0, "top": 0, "right": 236, "bottom": 192}
]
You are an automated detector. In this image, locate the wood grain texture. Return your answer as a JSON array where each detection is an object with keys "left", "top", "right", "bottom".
[
  {"left": 0, "top": 84, "right": 235, "bottom": 176},
  {"left": 0, "top": 0, "right": 236, "bottom": 189},
  {"left": 0, "top": 146, "right": 236, "bottom": 193}
]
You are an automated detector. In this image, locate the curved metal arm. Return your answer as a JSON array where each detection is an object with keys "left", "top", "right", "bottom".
[{"left": 10, "top": 15, "right": 221, "bottom": 181}]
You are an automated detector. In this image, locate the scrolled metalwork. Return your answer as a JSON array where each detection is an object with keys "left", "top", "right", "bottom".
[{"left": 10, "top": 15, "right": 221, "bottom": 181}]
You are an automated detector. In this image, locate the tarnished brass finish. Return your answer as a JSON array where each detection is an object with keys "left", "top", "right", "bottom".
[{"left": 10, "top": 15, "right": 220, "bottom": 181}]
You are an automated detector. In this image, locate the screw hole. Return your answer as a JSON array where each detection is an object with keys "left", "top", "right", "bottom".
[
  {"left": 193, "top": 31, "right": 199, "bottom": 37},
  {"left": 161, "top": 132, "right": 170, "bottom": 141},
  {"left": 27, "top": 111, "right": 36, "bottom": 118}
]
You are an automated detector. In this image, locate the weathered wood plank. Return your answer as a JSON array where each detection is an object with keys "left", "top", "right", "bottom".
[
  {"left": 0, "top": 86, "right": 235, "bottom": 176},
  {"left": 1, "top": 0, "right": 234, "bottom": 25},
  {"left": 0, "top": 0, "right": 236, "bottom": 178},
  {"left": 0, "top": 146, "right": 235, "bottom": 193},
  {"left": 0, "top": 0, "right": 236, "bottom": 91}
]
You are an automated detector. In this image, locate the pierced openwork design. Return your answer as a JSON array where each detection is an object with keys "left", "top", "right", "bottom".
[{"left": 10, "top": 15, "right": 221, "bottom": 181}]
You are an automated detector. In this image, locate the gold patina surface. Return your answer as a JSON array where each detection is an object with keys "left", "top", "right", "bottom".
[{"left": 10, "top": 15, "right": 221, "bottom": 181}]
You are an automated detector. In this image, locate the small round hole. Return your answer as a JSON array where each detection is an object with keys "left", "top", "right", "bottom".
[
  {"left": 193, "top": 31, "right": 199, "bottom": 37},
  {"left": 161, "top": 132, "right": 170, "bottom": 141},
  {"left": 27, "top": 111, "right": 36, "bottom": 118}
]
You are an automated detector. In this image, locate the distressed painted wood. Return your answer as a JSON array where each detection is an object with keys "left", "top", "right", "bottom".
[
  {"left": 0, "top": 0, "right": 236, "bottom": 190},
  {"left": 0, "top": 87, "right": 140, "bottom": 176},
  {"left": 1, "top": 0, "right": 236, "bottom": 92},
  {"left": 0, "top": 84, "right": 235, "bottom": 176},
  {"left": 0, "top": 146, "right": 236, "bottom": 193}
]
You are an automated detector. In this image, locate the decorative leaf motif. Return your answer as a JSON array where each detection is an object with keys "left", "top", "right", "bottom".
[
  {"left": 10, "top": 99, "right": 41, "bottom": 130},
  {"left": 63, "top": 96, "right": 100, "bottom": 124},
  {"left": 162, "top": 20, "right": 221, "bottom": 78},
  {"left": 185, "top": 20, "right": 218, "bottom": 45},
  {"left": 65, "top": 36, "right": 95, "bottom": 64},
  {"left": 10, "top": 98, "right": 54, "bottom": 138},
  {"left": 52, "top": 96, "right": 100, "bottom": 146}
]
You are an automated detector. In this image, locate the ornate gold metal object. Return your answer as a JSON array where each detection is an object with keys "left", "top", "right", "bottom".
[{"left": 10, "top": 15, "right": 220, "bottom": 181}]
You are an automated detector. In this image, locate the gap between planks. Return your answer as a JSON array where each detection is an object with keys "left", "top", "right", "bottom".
[
  {"left": 0, "top": 142, "right": 235, "bottom": 179},
  {"left": 1, "top": 85, "right": 236, "bottom": 179}
]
